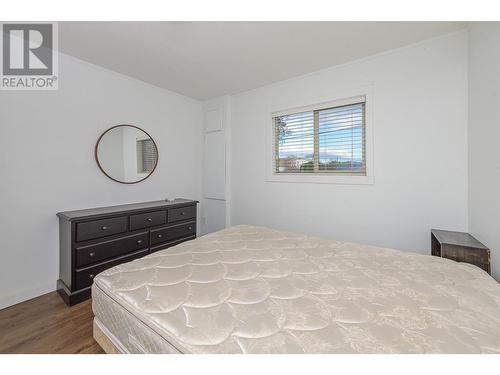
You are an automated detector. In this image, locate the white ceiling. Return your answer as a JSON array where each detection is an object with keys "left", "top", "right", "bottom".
[{"left": 59, "top": 22, "right": 466, "bottom": 100}]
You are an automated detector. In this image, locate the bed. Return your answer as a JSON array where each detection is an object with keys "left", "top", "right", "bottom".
[{"left": 92, "top": 225, "right": 500, "bottom": 354}]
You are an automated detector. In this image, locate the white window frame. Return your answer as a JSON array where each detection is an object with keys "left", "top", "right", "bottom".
[{"left": 265, "top": 87, "right": 374, "bottom": 185}]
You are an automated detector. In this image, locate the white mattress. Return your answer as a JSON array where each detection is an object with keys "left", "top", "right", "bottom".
[{"left": 92, "top": 225, "right": 500, "bottom": 354}]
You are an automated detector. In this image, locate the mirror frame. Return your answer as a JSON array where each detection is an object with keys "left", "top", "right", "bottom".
[{"left": 94, "top": 124, "right": 159, "bottom": 184}]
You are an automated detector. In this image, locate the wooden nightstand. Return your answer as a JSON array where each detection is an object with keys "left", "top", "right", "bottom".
[{"left": 431, "top": 229, "right": 491, "bottom": 274}]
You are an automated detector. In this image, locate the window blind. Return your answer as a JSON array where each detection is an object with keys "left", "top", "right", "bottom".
[
  {"left": 273, "top": 98, "right": 365, "bottom": 175},
  {"left": 274, "top": 110, "right": 315, "bottom": 173},
  {"left": 136, "top": 138, "right": 158, "bottom": 173}
]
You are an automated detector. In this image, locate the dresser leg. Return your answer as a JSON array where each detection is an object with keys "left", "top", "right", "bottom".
[{"left": 57, "top": 279, "right": 91, "bottom": 306}]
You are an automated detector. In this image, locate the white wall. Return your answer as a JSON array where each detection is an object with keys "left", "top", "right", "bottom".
[
  {"left": 468, "top": 23, "right": 500, "bottom": 281},
  {"left": 229, "top": 31, "right": 469, "bottom": 254},
  {"left": 0, "top": 53, "right": 202, "bottom": 309}
]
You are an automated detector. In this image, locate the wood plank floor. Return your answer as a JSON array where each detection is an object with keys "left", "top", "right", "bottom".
[{"left": 0, "top": 292, "right": 103, "bottom": 354}]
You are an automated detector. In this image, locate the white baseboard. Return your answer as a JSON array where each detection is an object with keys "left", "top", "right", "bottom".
[{"left": 0, "top": 281, "right": 56, "bottom": 310}]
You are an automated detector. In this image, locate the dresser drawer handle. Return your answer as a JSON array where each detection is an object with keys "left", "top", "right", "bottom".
[
  {"left": 89, "top": 252, "right": 95, "bottom": 258},
  {"left": 146, "top": 218, "right": 153, "bottom": 222},
  {"left": 89, "top": 273, "right": 95, "bottom": 279},
  {"left": 157, "top": 234, "right": 163, "bottom": 238},
  {"left": 180, "top": 212, "right": 186, "bottom": 216},
  {"left": 101, "top": 226, "right": 107, "bottom": 230},
  {"left": 137, "top": 239, "right": 143, "bottom": 244},
  {"left": 188, "top": 226, "right": 193, "bottom": 230}
]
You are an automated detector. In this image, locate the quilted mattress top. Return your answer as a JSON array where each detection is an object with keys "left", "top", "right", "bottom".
[{"left": 94, "top": 225, "right": 500, "bottom": 353}]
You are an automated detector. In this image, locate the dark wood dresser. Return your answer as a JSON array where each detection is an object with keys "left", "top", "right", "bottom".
[
  {"left": 57, "top": 199, "right": 198, "bottom": 305},
  {"left": 431, "top": 229, "right": 490, "bottom": 274}
]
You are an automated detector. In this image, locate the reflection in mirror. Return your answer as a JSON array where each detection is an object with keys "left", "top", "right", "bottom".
[{"left": 95, "top": 125, "right": 158, "bottom": 184}]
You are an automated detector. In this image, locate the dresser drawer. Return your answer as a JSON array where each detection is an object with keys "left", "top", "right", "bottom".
[
  {"left": 76, "top": 232, "right": 148, "bottom": 267},
  {"left": 75, "top": 249, "right": 149, "bottom": 290},
  {"left": 150, "top": 221, "right": 196, "bottom": 246},
  {"left": 130, "top": 210, "right": 167, "bottom": 231},
  {"left": 168, "top": 206, "right": 196, "bottom": 223},
  {"left": 150, "top": 235, "right": 196, "bottom": 254},
  {"left": 76, "top": 216, "right": 128, "bottom": 242}
]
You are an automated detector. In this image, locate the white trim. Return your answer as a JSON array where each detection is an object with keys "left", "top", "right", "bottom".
[
  {"left": 224, "top": 95, "right": 232, "bottom": 227},
  {"left": 0, "top": 281, "right": 55, "bottom": 310},
  {"left": 271, "top": 95, "right": 366, "bottom": 118},
  {"left": 266, "top": 173, "right": 374, "bottom": 185},
  {"left": 265, "top": 84, "right": 374, "bottom": 185}
]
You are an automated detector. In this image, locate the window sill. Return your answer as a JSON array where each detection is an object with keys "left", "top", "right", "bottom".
[{"left": 265, "top": 173, "right": 374, "bottom": 185}]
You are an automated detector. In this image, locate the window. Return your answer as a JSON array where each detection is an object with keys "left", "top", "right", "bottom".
[
  {"left": 273, "top": 96, "right": 366, "bottom": 175},
  {"left": 136, "top": 138, "right": 158, "bottom": 173}
]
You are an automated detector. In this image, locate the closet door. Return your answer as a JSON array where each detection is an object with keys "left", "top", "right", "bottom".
[{"left": 202, "top": 99, "right": 228, "bottom": 234}]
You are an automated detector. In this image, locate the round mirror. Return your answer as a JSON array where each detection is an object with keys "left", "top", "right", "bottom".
[{"left": 95, "top": 125, "right": 158, "bottom": 184}]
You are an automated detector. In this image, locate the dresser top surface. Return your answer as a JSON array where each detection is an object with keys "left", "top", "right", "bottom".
[
  {"left": 57, "top": 199, "right": 198, "bottom": 221},
  {"left": 431, "top": 229, "right": 488, "bottom": 250}
]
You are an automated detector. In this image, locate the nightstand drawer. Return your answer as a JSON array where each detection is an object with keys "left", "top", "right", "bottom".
[
  {"left": 76, "top": 216, "right": 128, "bottom": 242},
  {"left": 442, "top": 246, "right": 490, "bottom": 273},
  {"left": 130, "top": 210, "right": 167, "bottom": 230},
  {"left": 150, "top": 221, "right": 196, "bottom": 245},
  {"left": 75, "top": 232, "right": 148, "bottom": 267}
]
